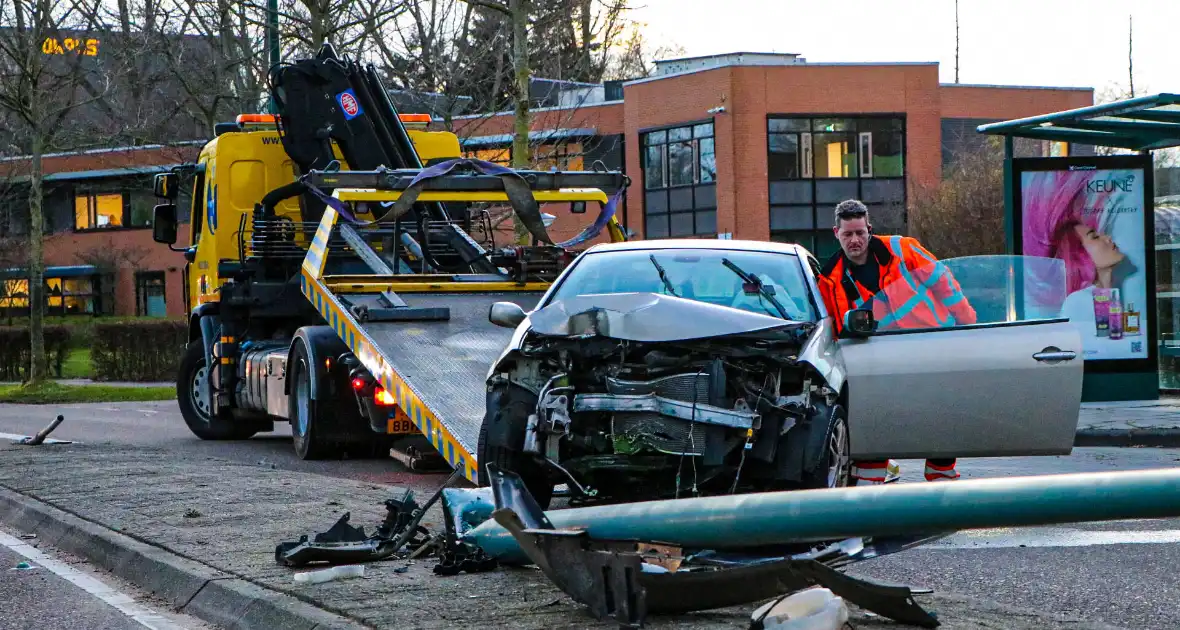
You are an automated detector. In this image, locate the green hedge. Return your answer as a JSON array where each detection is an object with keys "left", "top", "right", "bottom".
[
  {"left": 0, "top": 326, "right": 72, "bottom": 382},
  {"left": 92, "top": 320, "right": 187, "bottom": 382}
]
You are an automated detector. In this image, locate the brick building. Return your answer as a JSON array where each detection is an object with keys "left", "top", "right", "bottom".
[
  {"left": 0, "top": 143, "right": 201, "bottom": 319},
  {"left": 0, "top": 51, "right": 1094, "bottom": 319},
  {"left": 453, "top": 52, "right": 1094, "bottom": 257}
]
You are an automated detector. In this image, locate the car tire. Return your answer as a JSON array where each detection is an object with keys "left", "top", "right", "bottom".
[
  {"left": 798, "top": 403, "right": 851, "bottom": 489},
  {"left": 477, "top": 385, "right": 553, "bottom": 509},
  {"left": 177, "top": 341, "right": 257, "bottom": 441},
  {"left": 289, "top": 342, "right": 333, "bottom": 460}
]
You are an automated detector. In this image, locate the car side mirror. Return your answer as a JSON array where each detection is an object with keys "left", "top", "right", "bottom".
[
  {"left": 489, "top": 302, "right": 527, "bottom": 329},
  {"left": 843, "top": 309, "right": 876, "bottom": 337},
  {"left": 153, "top": 203, "right": 178, "bottom": 245}
]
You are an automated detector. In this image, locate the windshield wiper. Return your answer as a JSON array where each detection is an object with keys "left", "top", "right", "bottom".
[
  {"left": 721, "top": 258, "right": 790, "bottom": 320},
  {"left": 649, "top": 254, "right": 679, "bottom": 297}
]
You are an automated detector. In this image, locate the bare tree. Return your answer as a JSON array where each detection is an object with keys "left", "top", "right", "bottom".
[
  {"left": 73, "top": 236, "right": 151, "bottom": 272},
  {"left": 147, "top": 0, "right": 269, "bottom": 135},
  {"left": 910, "top": 137, "right": 1006, "bottom": 259},
  {"left": 458, "top": 0, "right": 533, "bottom": 243},
  {"left": 0, "top": 0, "right": 140, "bottom": 385},
  {"left": 1128, "top": 14, "right": 1134, "bottom": 98},
  {"left": 602, "top": 21, "right": 682, "bottom": 80},
  {"left": 278, "top": 0, "right": 406, "bottom": 58},
  {"left": 954, "top": 0, "right": 959, "bottom": 83}
]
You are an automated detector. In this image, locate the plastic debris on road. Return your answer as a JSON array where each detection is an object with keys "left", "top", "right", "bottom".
[
  {"left": 293, "top": 564, "right": 365, "bottom": 584},
  {"left": 750, "top": 587, "right": 849, "bottom": 630}
]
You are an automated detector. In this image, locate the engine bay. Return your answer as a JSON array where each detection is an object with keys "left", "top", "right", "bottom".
[{"left": 490, "top": 318, "right": 841, "bottom": 503}]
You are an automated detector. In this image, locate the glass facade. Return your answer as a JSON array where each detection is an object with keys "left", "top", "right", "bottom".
[
  {"left": 767, "top": 115, "right": 906, "bottom": 260},
  {"left": 1157, "top": 204, "right": 1180, "bottom": 390},
  {"left": 640, "top": 122, "right": 717, "bottom": 238}
]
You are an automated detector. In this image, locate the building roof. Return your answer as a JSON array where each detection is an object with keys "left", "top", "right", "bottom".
[
  {"left": 460, "top": 128, "right": 598, "bottom": 148},
  {"left": 977, "top": 93, "right": 1180, "bottom": 151},
  {"left": 2, "top": 164, "right": 177, "bottom": 185}
]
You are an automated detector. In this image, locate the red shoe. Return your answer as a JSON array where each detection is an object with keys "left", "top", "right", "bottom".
[
  {"left": 851, "top": 459, "right": 901, "bottom": 485},
  {"left": 924, "top": 460, "right": 960, "bottom": 481}
]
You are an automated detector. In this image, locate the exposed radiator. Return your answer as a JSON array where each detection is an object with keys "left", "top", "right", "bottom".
[
  {"left": 612, "top": 412, "right": 708, "bottom": 456},
  {"left": 605, "top": 371, "right": 711, "bottom": 404}
]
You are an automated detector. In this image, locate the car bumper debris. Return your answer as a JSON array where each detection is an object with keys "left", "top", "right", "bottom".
[{"left": 275, "top": 469, "right": 460, "bottom": 567}]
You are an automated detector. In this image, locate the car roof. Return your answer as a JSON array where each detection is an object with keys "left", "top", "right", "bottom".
[{"left": 583, "top": 238, "right": 813, "bottom": 257}]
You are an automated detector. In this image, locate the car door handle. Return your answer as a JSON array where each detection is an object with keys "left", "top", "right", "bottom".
[{"left": 1033, "top": 347, "right": 1077, "bottom": 363}]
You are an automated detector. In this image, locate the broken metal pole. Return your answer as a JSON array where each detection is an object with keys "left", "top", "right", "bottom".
[
  {"left": 19, "top": 415, "right": 65, "bottom": 446},
  {"left": 467, "top": 467, "right": 1180, "bottom": 564}
]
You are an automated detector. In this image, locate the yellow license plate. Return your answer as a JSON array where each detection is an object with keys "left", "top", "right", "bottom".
[{"left": 387, "top": 418, "right": 417, "bottom": 435}]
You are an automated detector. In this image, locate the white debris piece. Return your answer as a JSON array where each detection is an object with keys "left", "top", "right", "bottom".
[
  {"left": 293, "top": 564, "right": 365, "bottom": 584},
  {"left": 750, "top": 587, "right": 849, "bottom": 630}
]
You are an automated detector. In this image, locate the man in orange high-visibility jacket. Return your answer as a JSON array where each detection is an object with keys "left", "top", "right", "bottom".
[{"left": 818, "top": 199, "right": 977, "bottom": 484}]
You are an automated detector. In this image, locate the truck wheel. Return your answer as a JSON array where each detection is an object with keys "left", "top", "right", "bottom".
[
  {"left": 799, "top": 403, "right": 851, "bottom": 489},
  {"left": 177, "top": 341, "right": 257, "bottom": 440},
  {"left": 289, "top": 342, "right": 334, "bottom": 460},
  {"left": 477, "top": 385, "right": 553, "bottom": 509}
]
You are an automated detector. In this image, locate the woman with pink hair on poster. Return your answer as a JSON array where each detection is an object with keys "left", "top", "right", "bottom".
[{"left": 1022, "top": 169, "right": 1133, "bottom": 342}]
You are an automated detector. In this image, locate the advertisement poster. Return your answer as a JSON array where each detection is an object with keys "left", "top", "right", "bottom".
[{"left": 1019, "top": 163, "right": 1148, "bottom": 361}]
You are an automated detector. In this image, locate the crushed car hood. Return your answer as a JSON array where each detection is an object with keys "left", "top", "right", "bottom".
[{"left": 527, "top": 292, "right": 801, "bottom": 342}]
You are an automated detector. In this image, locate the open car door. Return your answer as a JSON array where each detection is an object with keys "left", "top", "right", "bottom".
[{"left": 839, "top": 254, "right": 1083, "bottom": 460}]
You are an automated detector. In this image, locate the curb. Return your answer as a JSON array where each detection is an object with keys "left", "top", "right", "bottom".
[
  {"left": 0, "top": 486, "right": 369, "bottom": 630},
  {"left": 1075, "top": 429, "right": 1180, "bottom": 448}
]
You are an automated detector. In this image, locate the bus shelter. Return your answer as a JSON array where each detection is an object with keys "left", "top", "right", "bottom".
[{"left": 977, "top": 94, "right": 1180, "bottom": 401}]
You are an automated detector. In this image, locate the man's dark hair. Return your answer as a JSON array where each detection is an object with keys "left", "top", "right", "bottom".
[{"left": 834, "top": 199, "right": 869, "bottom": 225}]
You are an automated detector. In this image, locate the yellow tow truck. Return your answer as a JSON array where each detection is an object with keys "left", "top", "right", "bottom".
[{"left": 149, "top": 44, "right": 629, "bottom": 482}]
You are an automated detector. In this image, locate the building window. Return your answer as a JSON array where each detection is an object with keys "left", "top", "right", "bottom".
[
  {"left": 463, "top": 142, "right": 586, "bottom": 170},
  {"left": 768, "top": 116, "right": 906, "bottom": 260},
  {"left": 463, "top": 147, "right": 511, "bottom": 165},
  {"left": 534, "top": 142, "right": 584, "bottom": 171},
  {"left": 641, "top": 122, "right": 717, "bottom": 238},
  {"left": 0, "top": 275, "right": 101, "bottom": 318},
  {"left": 135, "top": 272, "right": 166, "bottom": 316},
  {"left": 128, "top": 191, "right": 155, "bottom": 228},
  {"left": 0, "top": 278, "right": 29, "bottom": 315},
  {"left": 75, "top": 192, "right": 125, "bottom": 230},
  {"left": 47, "top": 276, "right": 99, "bottom": 315}
]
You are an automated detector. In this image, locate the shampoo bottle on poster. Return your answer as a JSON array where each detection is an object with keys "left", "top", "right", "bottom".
[
  {"left": 1093, "top": 289, "right": 1111, "bottom": 337},
  {"left": 1109, "top": 289, "right": 1123, "bottom": 340}
]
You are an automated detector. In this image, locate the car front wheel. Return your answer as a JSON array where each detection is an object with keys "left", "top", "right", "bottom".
[{"left": 799, "top": 403, "right": 851, "bottom": 489}]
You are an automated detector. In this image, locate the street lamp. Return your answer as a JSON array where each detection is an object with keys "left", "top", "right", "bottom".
[{"left": 265, "top": 0, "right": 280, "bottom": 114}]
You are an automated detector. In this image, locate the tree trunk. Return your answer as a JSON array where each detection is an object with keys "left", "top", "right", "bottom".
[
  {"left": 579, "top": 0, "right": 592, "bottom": 79},
  {"left": 27, "top": 131, "right": 46, "bottom": 385},
  {"left": 509, "top": 0, "right": 531, "bottom": 244}
]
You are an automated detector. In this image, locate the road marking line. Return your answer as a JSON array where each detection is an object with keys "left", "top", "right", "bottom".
[
  {"left": 0, "top": 432, "right": 76, "bottom": 444},
  {"left": 929, "top": 527, "right": 1180, "bottom": 549},
  {"left": 0, "top": 531, "right": 187, "bottom": 630}
]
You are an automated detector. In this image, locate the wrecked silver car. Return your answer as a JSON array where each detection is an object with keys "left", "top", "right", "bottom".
[{"left": 480, "top": 240, "right": 1084, "bottom": 507}]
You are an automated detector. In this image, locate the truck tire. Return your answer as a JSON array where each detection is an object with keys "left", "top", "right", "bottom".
[
  {"left": 177, "top": 341, "right": 257, "bottom": 440},
  {"left": 798, "top": 403, "right": 851, "bottom": 490},
  {"left": 477, "top": 385, "right": 553, "bottom": 509},
  {"left": 289, "top": 342, "right": 334, "bottom": 460}
]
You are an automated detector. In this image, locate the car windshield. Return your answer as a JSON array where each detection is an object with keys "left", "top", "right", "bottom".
[{"left": 550, "top": 248, "right": 817, "bottom": 322}]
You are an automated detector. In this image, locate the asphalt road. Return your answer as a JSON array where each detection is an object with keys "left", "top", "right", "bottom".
[
  {"left": 0, "top": 526, "right": 210, "bottom": 630},
  {"left": 3, "top": 401, "right": 1180, "bottom": 629}
]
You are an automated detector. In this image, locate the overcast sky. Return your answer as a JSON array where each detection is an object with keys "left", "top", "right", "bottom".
[{"left": 629, "top": 0, "right": 1177, "bottom": 98}]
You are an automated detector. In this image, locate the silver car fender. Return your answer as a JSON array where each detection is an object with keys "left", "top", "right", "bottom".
[{"left": 797, "top": 316, "right": 846, "bottom": 395}]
